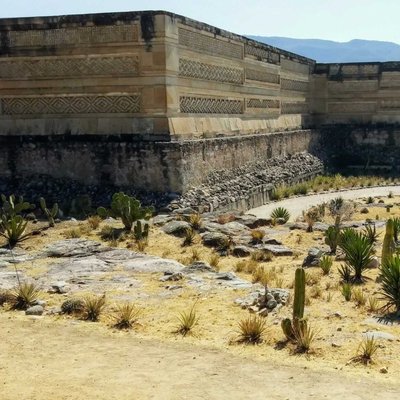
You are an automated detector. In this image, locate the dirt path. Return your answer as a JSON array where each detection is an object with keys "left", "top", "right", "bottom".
[
  {"left": 248, "top": 186, "right": 400, "bottom": 220},
  {"left": 1, "top": 315, "right": 398, "bottom": 400}
]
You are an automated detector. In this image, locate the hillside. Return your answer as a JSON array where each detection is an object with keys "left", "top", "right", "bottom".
[{"left": 248, "top": 36, "right": 400, "bottom": 63}]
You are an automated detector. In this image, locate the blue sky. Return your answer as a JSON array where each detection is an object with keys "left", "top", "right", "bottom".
[{"left": 1, "top": 0, "right": 399, "bottom": 43}]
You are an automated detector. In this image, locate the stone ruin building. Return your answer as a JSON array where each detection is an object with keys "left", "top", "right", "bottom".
[{"left": 0, "top": 11, "right": 399, "bottom": 211}]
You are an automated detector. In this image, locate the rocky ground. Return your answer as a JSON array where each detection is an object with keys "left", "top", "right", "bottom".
[{"left": 1, "top": 191, "right": 400, "bottom": 399}]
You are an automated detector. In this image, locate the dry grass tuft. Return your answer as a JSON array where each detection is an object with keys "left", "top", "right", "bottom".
[{"left": 237, "top": 315, "right": 267, "bottom": 344}]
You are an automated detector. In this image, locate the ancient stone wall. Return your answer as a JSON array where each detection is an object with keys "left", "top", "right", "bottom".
[{"left": 312, "top": 62, "right": 400, "bottom": 125}]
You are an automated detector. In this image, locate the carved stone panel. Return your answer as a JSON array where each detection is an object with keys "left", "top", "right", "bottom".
[
  {"left": 178, "top": 28, "right": 243, "bottom": 59},
  {"left": 281, "top": 102, "right": 308, "bottom": 114},
  {"left": 281, "top": 78, "right": 309, "bottom": 92},
  {"left": 0, "top": 94, "right": 141, "bottom": 115},
  {"left": 0, "top": 55, "right": 139, "bottom": 79},
  {"left": 179, "top": 58, "right": 243, "bottom": 84},
  {"left": 6, "top": 25, "right": 138, "bottom": 47},
  {"left": 246, "top": 68, "right": 280, "bottom": 84},
  {"left": 180, "top": 96, "right": 243, "bottom": 114}
]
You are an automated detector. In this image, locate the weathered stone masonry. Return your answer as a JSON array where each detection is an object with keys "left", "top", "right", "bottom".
[{"left": 0, "top": 11, "right": 400, "bottom": 210}]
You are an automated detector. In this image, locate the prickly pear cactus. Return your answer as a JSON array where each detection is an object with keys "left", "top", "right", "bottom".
[{"left": 40, "top": 197, "right": 58, "bottom": 227}]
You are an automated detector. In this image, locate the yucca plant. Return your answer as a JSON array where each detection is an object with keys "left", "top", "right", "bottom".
[
  {"left": 112, "top": 303, "right": 141, "bottom": 329},
  {"left": 362, "top": 224, "right": 379, "bottom": 245},
  {"left": 237, "top": 315, "right": 267, "bottom": 344},
  {"left": 83, "top": 294, "right": 106, "bottom": 322},
  {"left": 176, "top": 305, "right": 199, "bottom": 336},
  {"left": 271, "top": 207, "right": 290, "bottom": 223},
  {"left": 379, "top": 256, "right": 400, "bottom": 314},
  {"left": 11, "top": 282, "right": 40, "bottom": 310},
  {"left": 351, "top": 336, "right": 379, "bottom": 365},
  {"left": 339, "top": 229, "right": 374, "bottom": 282},
  {"left": 392, "top": 217, "right": 400, "bottom": 242},
  {"left": 341, "top": 283, "right": 353, "bottom": 301},
  {"left": 319, "top": 255, "right": 332, "bottom": 275},
  {"left": 338, "top": 263, "right": 352, "bottom": 283}
]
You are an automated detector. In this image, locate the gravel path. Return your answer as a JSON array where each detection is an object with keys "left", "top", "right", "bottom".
[{"left": 247, "top": 185, "right": 400, "bottom": 221}]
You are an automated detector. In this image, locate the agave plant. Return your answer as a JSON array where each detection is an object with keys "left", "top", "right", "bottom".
[
  {"left": 11, "top": 282, "right": 40, "bottom": 310},
  {"left": 339, "top": 229, "right": 374, "bottom": 283},
  {"left": 379, "top": 256, "right": 400, "bottom": 314},
  {"left": 362, "top": 223, "right": 379, "bottom": 245},
  {"left": 0, "top": 215, "right": 30, "bottom": 246},
  {"left": 112, "top": 303, "right": 141, "bottom": 329},
  {"left": 271, "top": 207, "right": 290, "bottom": 223}
]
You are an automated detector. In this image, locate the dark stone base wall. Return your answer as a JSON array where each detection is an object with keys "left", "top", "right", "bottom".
[
  {"left": 319, "top": 124, "right": 400, "bottom": 174},
  {"left": 0, "top": 129, "right": 322, "bottom": 196}
]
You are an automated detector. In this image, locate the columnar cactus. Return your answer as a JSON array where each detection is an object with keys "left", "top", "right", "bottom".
[
  {"left": 281, "top": 267, "right": 307, "bottom": 341},
  {"left": 40, "top": 197, "right": 59, "bottom": 227},
  {"left": 133, "top": 220, "right": 150, "bottom": 241},
  {"left": 382, "top": 219, "right": 396, "bottom": 266}
]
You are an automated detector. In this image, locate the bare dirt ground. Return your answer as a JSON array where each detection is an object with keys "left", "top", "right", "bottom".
[{"left": 1, "top": 315, "right": 398, "bottom": 400}]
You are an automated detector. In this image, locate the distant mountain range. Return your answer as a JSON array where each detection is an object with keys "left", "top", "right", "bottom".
[{"left": 247, "top": 36, "right": 400, "bottom": 63}]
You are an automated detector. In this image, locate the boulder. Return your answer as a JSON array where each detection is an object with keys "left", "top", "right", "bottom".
[
  {"left": 185, "top": 261, "right": 215, "bottom": 273},
  {"left": 44, "top": 239, "right": 107, "bottom": 258},
  {"left": 367, "top": 256, "right": 380, "bottom": 269},
  {"left": 202, "top": 232, "right": 229, "bottom": 248},
  {"left": 232, "top": 245, "right": 253, "bottom": 257},
  {"left": 302, "top": 247, "right": 330, "bottom": 267},
  {"left": 162, "top": 221, "right": 191, "bottom": 237},
  {"left": 236, "top": 215, "right": 272, "bottom": 229},
  {"left": 256, "top": 244, "right": 293, "bottom": 257},
  {"left": 25, "top": 305, "right": 44, "bottom": 316}
]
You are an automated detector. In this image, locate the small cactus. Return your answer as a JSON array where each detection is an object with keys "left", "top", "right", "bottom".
[
  {"left": 133, "top": 220, "right": 150, "bottom": 242},
  {"left": 40, "top": 197, "right": 58, "bottom": 227},
  {"left": 382, "top": 219, "right": 396, "bottom": 266},
  {"left": 1, "top": 194, "right": 34, "bottom": 218},
  {"left": 281, "top": 268, "right": 307, "bottom": 341},
  {"left": 61, "top": 298, "right": 85, "bottom": 315}
]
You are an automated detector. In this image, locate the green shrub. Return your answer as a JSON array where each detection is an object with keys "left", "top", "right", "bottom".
[{"left": 271, "top": 207, "right": 290, "bottom": 223}]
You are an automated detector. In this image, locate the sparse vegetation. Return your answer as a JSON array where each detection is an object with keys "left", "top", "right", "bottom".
[
  {"left": 11, "top": 282, "right": 40, "bottom": 310},
  {"left": 237, "top": 315, "right": 267, "bottom": 344},
  {"left": 353, "top": 288, "right": 367, "bottom": 307},
  {"left": 176, "top": 305, "right": 198, "bottom": 336},
  {"left": 182, "top": 228, "right": 196, "bottom": 247},
  {"left": 319, "top": 255, "right": 332, "bottom": 275},
  {"left": 87, "top": 215, "right": 102, "bottom": 230},
  {"left": 112, "top": 303, "right": 141, "bottom": 329},
  {"left": 250, "top": 229, "right": 265, "bottom": 244},
  {"left": 351, "top": 336, "right": 379, "bottom": 365},
  {"left": 188, "top": 213, "right": 202, "bottom": 230},
  {"left": 64, "top": 228, "right": 82, "bottom": 239},
  {"left": 341, "top": 283, "right": 353, "bottom": 301},
  {"left": 83, "top": 294, "right": 106, "bottom": 322}
]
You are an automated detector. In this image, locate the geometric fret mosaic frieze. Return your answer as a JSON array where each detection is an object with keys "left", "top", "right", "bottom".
[
  {"left": 0, "top": 94, "right": 141, "bottom": 115},
  {"left": 180, "top": 96, "right": 243, "bottom": 114}
]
